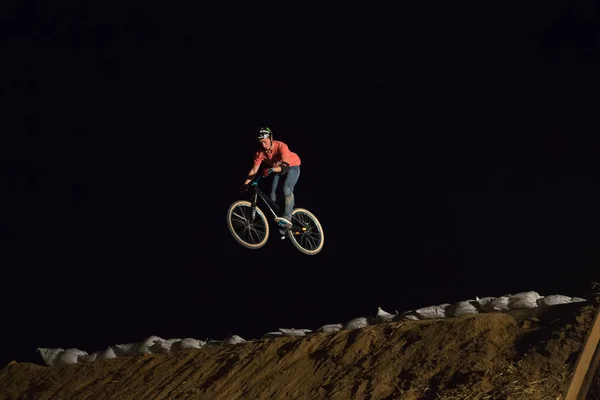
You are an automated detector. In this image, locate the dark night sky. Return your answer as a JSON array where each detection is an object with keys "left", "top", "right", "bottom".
[{"left": 2, "top": 0, "right": 600, "bottom": 366}]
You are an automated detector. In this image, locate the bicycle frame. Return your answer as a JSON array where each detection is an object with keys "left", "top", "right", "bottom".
[
  {"left": 247, "top": 175, "right": 280, "bottom": 220},
  {"left": 229, "top": 173, "right": 324, "bottom": 254}
]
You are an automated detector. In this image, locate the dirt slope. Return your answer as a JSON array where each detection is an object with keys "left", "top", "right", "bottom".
[{"left": 1, "top": 301, "right": 597, "bottom": 400}]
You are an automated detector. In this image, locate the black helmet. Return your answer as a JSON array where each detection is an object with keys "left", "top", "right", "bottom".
[{"left": 257, "top": 127, "right": 272, "bottom": 140}]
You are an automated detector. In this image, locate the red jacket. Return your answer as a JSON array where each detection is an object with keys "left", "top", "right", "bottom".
[{"left": 252, "top": 140, "right": 301, "bottom": 169}]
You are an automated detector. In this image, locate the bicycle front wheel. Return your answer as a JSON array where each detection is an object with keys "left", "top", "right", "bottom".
[
  {"left": 288, "top": 208, "right": 324, "bottom": 255},
  {"left": 227, "top": 200, "right": 270, "bottom": 249}
]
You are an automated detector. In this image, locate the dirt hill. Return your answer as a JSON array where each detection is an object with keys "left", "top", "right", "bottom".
[{"left": 1, "top": 299, "right": 599, "bottom": 400}]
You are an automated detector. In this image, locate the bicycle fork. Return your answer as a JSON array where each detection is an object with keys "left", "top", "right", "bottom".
[
  {"left": 250, "top": 190, "right": 286, "bottom": 239},
  {"left": 251, "top": 192, "right": 258, "bottom": 220}
]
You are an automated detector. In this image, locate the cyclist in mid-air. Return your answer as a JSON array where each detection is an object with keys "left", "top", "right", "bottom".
[{"left": 242, "top": 127, "right": 301, "bottom": 229}]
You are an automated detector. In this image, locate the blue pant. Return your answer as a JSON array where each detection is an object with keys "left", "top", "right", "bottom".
[{"left": 270, "top": 166, "right": 300, "bottom": 220}]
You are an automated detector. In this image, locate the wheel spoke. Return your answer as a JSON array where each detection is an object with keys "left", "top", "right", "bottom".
[
  {"left": 289, "top": 209, "right": 324, "bottom": 254},
  {"left": 228, "top": 202, "right": 269, "bottom": 248}
]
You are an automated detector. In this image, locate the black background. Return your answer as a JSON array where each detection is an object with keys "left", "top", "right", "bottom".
[{"left": 2, "top": 0, "right": 600, "bottom": 366}]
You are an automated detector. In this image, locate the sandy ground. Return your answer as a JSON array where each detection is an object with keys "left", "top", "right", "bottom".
[{"left": 1, "top": 301, "right": 597, "bottom": 400}]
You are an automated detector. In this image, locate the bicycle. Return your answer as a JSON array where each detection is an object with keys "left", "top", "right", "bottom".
[{"left": 226, "top": 173, "right": 325, "bottom": 255}]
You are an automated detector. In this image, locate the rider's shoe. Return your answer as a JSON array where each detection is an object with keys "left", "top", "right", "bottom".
[{"left": 275, "top": 216, "right": 292, "bottom": 228}]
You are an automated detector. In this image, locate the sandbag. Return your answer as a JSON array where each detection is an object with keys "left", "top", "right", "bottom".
[
  {"left": 415, "top": 304, "right": 450, "bottom": 320},
  {"left": 376, "top": 307, "right": 397, "bottom": 323},
  {"left": 508, "top": 291, "right": 541, "bottom": 309},
  {"left": 173, "top": 338, "right": 204, "bottom": 351},
  {"left": 37, "top": 348, "right": 64, "bottom": 366},
  {"left": 279, "top": 328, "right": 312, "bottom": 337},
  {"left": 475, "top": 296, "right": 496, "bottom": 312},
  {"left": 446, "top": 300, "right": 479, "bottom": 317},
  {"left": 98, "top": 346, "right": 117, "bottom": 360},
  {"left": 394, "top": 311, "right": 419, "bottom": 321},
  {"left": 223, "top": 335, "right": 246, "bottom": 346},
  {"left": 318, "top": 323, "right": 343, "bottom": 333},
  {"left": 80, "top": 352, "right": 99, "bottom": 363},
  {"left": 263, "top": 332, "right": 283, "bottom": 339},
  {"left": 537, "top": 294, "right": 572, "bottom": 307},
  {"left": 59, "top": 348, "right": 88, "bottom": 365},
  {"left": 486, "top": 296, "right": 510, "bottom": 312},
  {"left": 345, "top": 317, "right": 369, "bottom": 330},
  {"left": 137, "top": 336, "right": 165, "bottom": 355},
  {"left": 154, "top": 338, "right": 183, "bottom": 354},
  {"left": 113, "top": 343, "right": 138, "bottom": 357}
]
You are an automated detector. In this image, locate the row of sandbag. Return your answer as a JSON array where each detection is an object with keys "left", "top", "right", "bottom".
[
  {"left": 37, "top": 291, "right": 586, "bottom": 366},
  {"left": 373, "top": 291, "right": 586, "bottom": 322},
  {"left": 292, "top": 292, "right": 588, "bottom": 333},
  {"left": 37, "top": 334, "right": 244, "bottom": 367},
  {"left": 37, "top": 324, "right": 363, "bottom": 367}
]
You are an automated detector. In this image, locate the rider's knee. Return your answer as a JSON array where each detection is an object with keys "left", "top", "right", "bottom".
[{"left": 283, "top": 186, "right": 294, "bottom": 197}]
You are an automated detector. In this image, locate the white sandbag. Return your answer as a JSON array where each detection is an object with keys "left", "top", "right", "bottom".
[
  {"left": 263, "top": 332, "right": 283, "bottom": 339},
  {"left": 344, "top": 317, "right": 369, "bottom": 330},
  {"left": 279, "top": 328, "right": 312, "bottom": 337},
  {"left": 58, "top": 353, "right": 79, "bottom": 365},
  {"left": 393, "top": 311, "right": 419, "bottom": 321},
  {"left": 37, "top": 348, "right": 64, "bottom": 366},
  {"left": 537, "top": 294, "right": 572, "bottom": 307},
  {"left": 59, "top": 348, "right": 87, "bottom": 365},
  {"left": 483, "top": 296, "right": 510, "bottom": 312},
  {"left": 415, "top": 304, "right": 450, "bottom": 320},
  {"left": 572, "top": 297, "right": 587, "bottom": 303},
  {"left": 80, "top": 352, "right": 100, "bottom": 363},
  {"left": 113, "top": 343, "right": 139, "bottom": 357},
  {"left": 66, "top": 348, "right": 88, "bottom": 356},
  {"left": 508, "top": 291, "right": 541, "bottom": 310},
  {"left": 376, "top": 307, "right": 397, "bottom": 323},
  {"left": 98, "top": 346, "right": 118, "bottom": 360},
  {"left": 173, "top": 338, "right": 204, "bottom": 351},
  {"left": 475, "top": 296, "right": 496, "bottom": 312},
  {"left": 446, "top": 300, "right": 479, "bottom": 317},
  {"left": 318, "top": 323, "right": 343, "bottom": 333},
  {"left": 154, "top": 338, "right": 182, "bottom": 354},
  {"left": 137, "top": 336, "right": 165, "bottom": 355},
  {"left": 223, "top": 335, "right": 246, "bottom": 346}
]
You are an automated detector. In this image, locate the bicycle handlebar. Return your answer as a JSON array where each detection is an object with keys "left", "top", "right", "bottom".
[
  {"left": 250, "top": 169, "right": 274, "bottom": 185},
  {"left": 250, "top": 174, "right": 263, "bottom": 186},
  {"left": 243, "top": 169, "right": 272, "bottom": 192}
]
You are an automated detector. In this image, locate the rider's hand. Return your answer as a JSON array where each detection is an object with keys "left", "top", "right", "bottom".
[{"left": 263, "top": 168, "right": 273, "bottom": 177}]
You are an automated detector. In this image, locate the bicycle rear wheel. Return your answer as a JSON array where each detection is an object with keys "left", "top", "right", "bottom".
[
  {"left": 227, "top": 200, "right": 269, "bottom": 249},
  {"left": 287, "top": 208, "right": 324, "bottom": 255}
]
